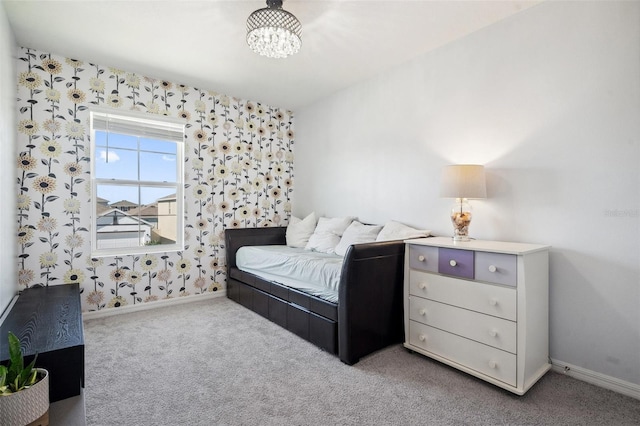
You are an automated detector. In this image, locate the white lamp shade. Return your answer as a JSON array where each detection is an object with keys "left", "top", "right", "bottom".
[{"left": 440, "top": 165, "right": 487, "bottom": 199}]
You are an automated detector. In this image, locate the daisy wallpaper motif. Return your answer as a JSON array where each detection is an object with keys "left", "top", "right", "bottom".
[{"left": 16, "top": 47, "right": 294, "bottom": 312}]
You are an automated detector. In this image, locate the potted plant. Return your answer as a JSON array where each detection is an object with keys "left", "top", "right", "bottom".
[{"left": 0, "top": 332, "right": 49, "bottom": 426}]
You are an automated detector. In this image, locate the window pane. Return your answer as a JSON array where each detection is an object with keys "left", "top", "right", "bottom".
[
  {"left": 140, "top": 151, "right": 177, "bottom": 182},
  {"left": 140, "top": 186, "right": 175, "bottom": 206},
  {"left": 95, "top": 184, "right": 178, "bottom": 250},
  {"left": 140, "top": 138, "right": 177, "bottom": 154},
  {"left": 95, "top": 148, "right": 138, "bottom": 180},
  {"left": 96, "top": 184, "right": 140, "bottom": 207},
  {"left": 95, "top": 184, "right": 144, "bottom": 250},
  {"left": 149, "top": 188, "right": 178, "bottom": 245},
  {"left": 94, "top": 131, "right": 138, "bottom": 150}
]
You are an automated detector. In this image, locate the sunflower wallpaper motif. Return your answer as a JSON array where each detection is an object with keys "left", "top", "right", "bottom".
[{"left": 16, "top": 47, "right": 294, "bottom": 312}]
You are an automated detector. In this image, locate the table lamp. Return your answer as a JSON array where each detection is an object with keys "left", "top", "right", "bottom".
[{"left": 440, "top": 164, "right": 487, "bottom": 241}]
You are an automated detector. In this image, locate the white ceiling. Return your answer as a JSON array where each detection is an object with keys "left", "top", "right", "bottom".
[{"left": 3, "top": 0, "right": 541, "bottom": 110}]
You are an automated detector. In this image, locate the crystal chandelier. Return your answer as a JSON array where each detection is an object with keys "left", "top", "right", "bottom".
[{"left": 247, "top": 0, "right": 302, "bottom": 59}]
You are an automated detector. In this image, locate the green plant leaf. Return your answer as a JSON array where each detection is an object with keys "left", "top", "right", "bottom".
[
  {"left": 18, "top": 355, "right": 38, "bottom": 390},
  {"left": 2, "top": 332, "right": 39, "bottom": 393},
  {"left": 0, "top": 364, "right": 6, "bottom": 387},
  {"left": 7, "top": 332, "right": 24, "bottom": 384}
]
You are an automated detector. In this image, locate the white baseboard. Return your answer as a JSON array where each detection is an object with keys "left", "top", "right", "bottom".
[
  {"left": 551, "top": 358, "right": 640, "bottom": 400},
  {"left": 82, "top": 291, "right": 226, "bottom": 320}
]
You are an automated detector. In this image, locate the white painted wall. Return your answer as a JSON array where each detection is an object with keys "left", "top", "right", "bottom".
[
  {"left": 0, "top": 3, "right": 18, "bottom": 317},
  {"left": 294, "top": 1, "right": 640, "bottom": 387}
]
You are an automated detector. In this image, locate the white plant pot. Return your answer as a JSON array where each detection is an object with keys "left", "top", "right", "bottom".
[{"left": 0, "top": 368, "right": 49, "bottom": 426}]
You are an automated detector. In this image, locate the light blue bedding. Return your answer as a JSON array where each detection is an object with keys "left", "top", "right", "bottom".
[{"left": 235, "top": 245, "right": 343, "bottom": 303}]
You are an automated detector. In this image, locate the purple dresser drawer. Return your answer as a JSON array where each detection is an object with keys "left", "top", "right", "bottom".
[{"left": 438, "top": 248, "right": 474, "bottom": 279}]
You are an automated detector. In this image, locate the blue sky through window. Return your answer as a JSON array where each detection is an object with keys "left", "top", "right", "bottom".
[{"left": 95, "top": 131, "right": 178, "bottom": 205}]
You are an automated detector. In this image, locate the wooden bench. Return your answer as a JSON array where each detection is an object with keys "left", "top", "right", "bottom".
[{"left": 0, "top": 284, "right": 84, "bottom": 403}]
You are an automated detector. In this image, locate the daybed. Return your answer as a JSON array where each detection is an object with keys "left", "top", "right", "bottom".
[{"left": 225, "top": 224, "right": 409, "bottom": 365}]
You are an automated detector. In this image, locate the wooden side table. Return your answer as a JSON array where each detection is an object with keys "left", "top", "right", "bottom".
[{"left": 0, "top": 284, "right": 84, "bottom": 403}]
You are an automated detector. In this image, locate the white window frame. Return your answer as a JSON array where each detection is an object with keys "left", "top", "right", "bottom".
[{"left": 89, "top": 107, "right": 185, "bottom": 257}]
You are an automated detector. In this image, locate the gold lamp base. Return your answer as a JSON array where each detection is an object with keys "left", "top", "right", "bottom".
[{"left": 451, "top": 198, "right": 472, "bottom": 241}]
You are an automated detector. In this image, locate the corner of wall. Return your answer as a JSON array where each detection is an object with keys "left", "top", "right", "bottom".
[{"left": 0, "top": 1, "right": 19, "bottom": 315}]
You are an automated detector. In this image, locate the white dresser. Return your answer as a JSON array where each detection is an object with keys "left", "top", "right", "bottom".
[{"left": 404, "top": 237, "right": 550, "bottom": 395}]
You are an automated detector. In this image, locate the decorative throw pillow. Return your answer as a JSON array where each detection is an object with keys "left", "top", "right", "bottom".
[
  {"left": 305, "top": 216, "right": 355, "bottom": 254},
  {"left": 376, "top": 220, "right": 431, "bottom": 242},
  {"left": 334, "top": 221, "right": 383, "bottom": 256},
  {"left": 286, "top": 212, "right": 317, "bottom": 248}
]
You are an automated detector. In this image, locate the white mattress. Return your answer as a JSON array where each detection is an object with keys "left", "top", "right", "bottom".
[{"left": 235, "top": 245, "right": 343, "bottom": 303}]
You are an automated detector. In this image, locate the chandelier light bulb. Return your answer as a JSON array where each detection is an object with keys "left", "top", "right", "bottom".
[{"left": 247, "top": 0, "right": 302, "bottom": 59}]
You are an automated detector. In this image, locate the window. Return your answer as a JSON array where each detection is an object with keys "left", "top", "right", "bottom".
[{"left": 90, "top": 108, "right": 184, "bottom": 256}]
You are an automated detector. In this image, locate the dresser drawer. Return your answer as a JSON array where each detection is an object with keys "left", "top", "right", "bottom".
[
  {"left": 409, "top": 245, "right": 439, "bottom": 273},
  {"left": 438, "top": 247, "right": 474, "bottom": 279},
  {"left": 409, "top": 270, "right": 516, "bottom": 321},
  {"left": 475, "top": 252, "right": 517, "bottom": 287},
  {"left": 408, "top": 321, "right": 517, "bottom": 387},
  {"left": 409, "top": 296, "right": 516, "bottom": 353}
]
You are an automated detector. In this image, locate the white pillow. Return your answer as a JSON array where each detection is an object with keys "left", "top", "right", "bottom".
[
  {"left": 334, "top": 221, "right": 383, "bottom": 256},
  {"left": 375, "top": 220, "right": 431, "bottom": 242},
  {"left": 305, "top": 216, "right": 355, "bottom": 254},
  {"left": 286, "top": 212, "right": 317, "bottom": 248}
]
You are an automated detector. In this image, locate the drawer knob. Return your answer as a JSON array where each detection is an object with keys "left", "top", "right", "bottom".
[
  {"left": 418, "top": 255, "right": 425, "bottom": 262},
  {"left": 489, "top": 298, "right": 498, "bottom": 306},
  {"left": 489, "top": 360, "right": 497, "bottom": 369},
  {"left": 449, "top": 259, "right": 457, "bottom": 267},
  {"left": 419, "top": 309, "right": 427, "bottom": 316},
  {"left": 489, "top": 329, "right": 498, "bottom": 337},
  {"left": 418, "top": 334, "right": 426, "bottom": 342},
  {"left": 419, "top": 283, "right": 427, "bottom": 290},
  {"left": 488, "top": 265, "right": 497, "bottom": 273}
]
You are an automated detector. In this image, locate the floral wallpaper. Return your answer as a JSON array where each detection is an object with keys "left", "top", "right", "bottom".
[{"left": 15, "top": 47, "right": 294, "bottom": 312}]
